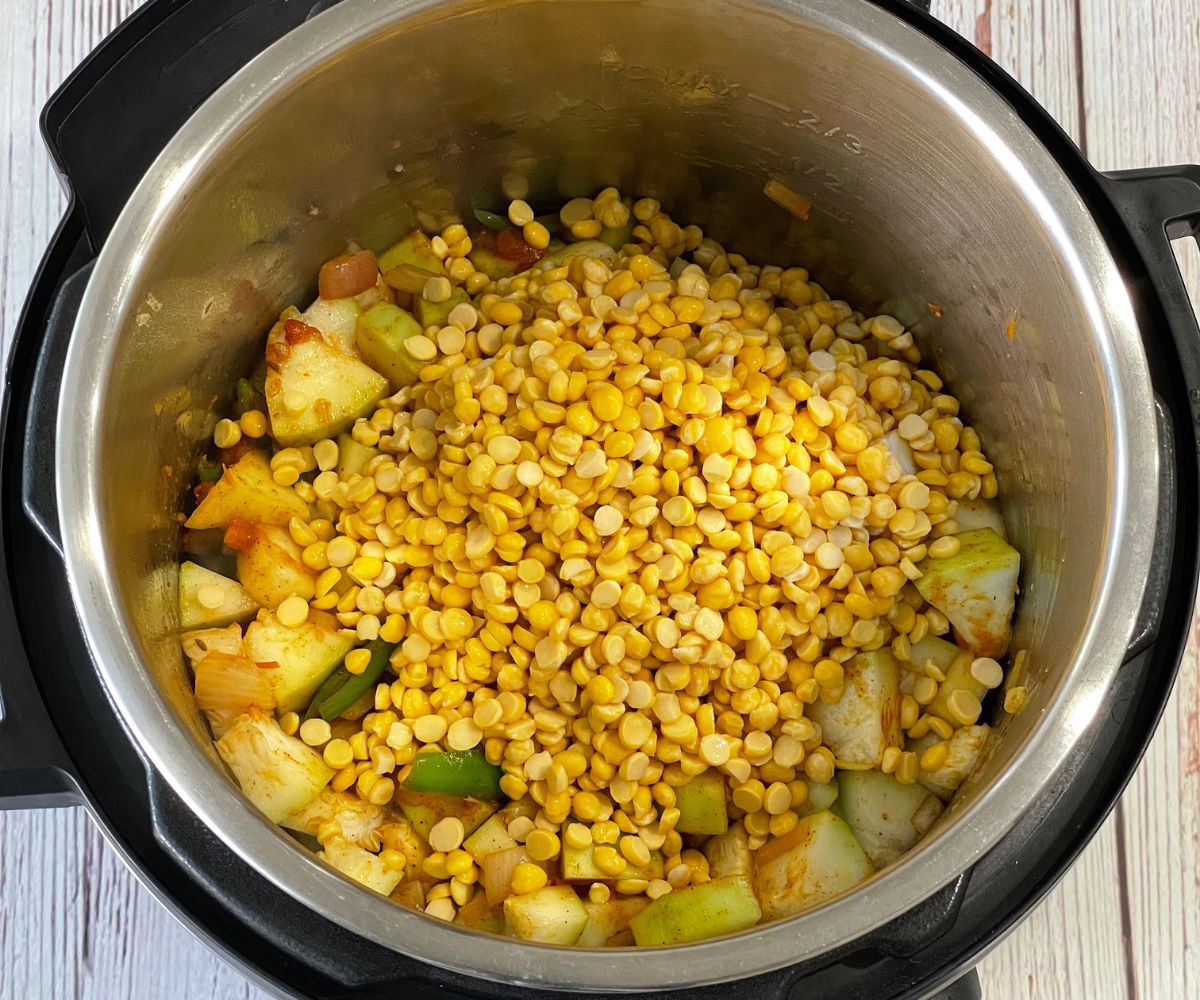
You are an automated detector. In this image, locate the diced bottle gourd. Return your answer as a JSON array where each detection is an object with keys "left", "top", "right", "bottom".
[
  {"left": 629, "top": 876, "right": 762, "bottom": 947},
  {"left": 216, "top": 711, "right": 332, "bottom": 822},
  {"left": 503, "top": 885, "right": 590, "bottom": 945},
  {"left": 907, "top": 634, "right": 963, "bottom": 675},
  {"left": 795, "top": 775, "right": 840, "bottom": 817},
  {"left": 833, "top": 770, "right": 944, "bottom": 869},
  {"left": 414, "top": 286, "right": 470, "bottom": 329},
  {"left": 462, "top": 813, "right": 518, "bottom": 858},
  {"left": 243, "top": 609, "right": 355, "bottom": 712},
  {"left": 178, "top": 561, "right": 259, "bottom": 629},
  {"left": 561, "top": 842, "right": 664, "bottom": 883},
  {"left": 377, "top": 230, "right": 445, "bottom": 275},
  {"left": 393, "top": 789, "right": 496, "bottom": 842},
  {"left": 915, "top": 528, "right": 1019, "bottom": 656},
  {"left": 320, "top": 841, "right": 404, "bottom": 896},
  {"left": 265, "top": 335, "right": 388, "bottom": 446},
  {"left": 952, "top": 498, "right": 1007, "bottom": 539},
  {"left": 235, "top": 525, "right": 317, "bottom": 609},
  {"left": 807, "top": 650, "right": 902, "bottom": 769},
  {"left": 335, "top": 433, "right": 379, "bottom": 480},
  {"left": 539, "top": 240, "right": 618, "bottom": 269},
  {"left": 576, "top": 897, "right": 649, "bottom": 947},
  {"left": 454, "top": 891, "right": 506, "bottom": 934},
  {"left": 355, "top": 302, "right": 427, "bottom": 388},
  {"left": 300, "top": 297, "right": 361, "bottom": 356},
  {"left": 468, "top": 245, "right": 521, "bottom": 280},
  {"left": 185, "top": 451, "right": 308, "bottom": 530},
  {"left": 752, "top": 811, "right": 874, "bottom": 920},
  {"left": 673, "top": 769, "right": 729, "bottom": 835}
]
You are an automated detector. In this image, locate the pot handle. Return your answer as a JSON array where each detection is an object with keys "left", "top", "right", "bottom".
[
  {"left": 42, "top": 0, "right": 345, "bottom": 247},
  {"left": 0, "top": 595, "right": 81, "bottom": 809},
  {"left": 0, "top": 235, "right": 92, "bottom": 808},
  {"left": 1099, "top": 167, "right": 1200, "bottom": 660}
]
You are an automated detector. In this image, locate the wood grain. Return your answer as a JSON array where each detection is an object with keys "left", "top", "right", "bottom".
[
  {"left": 0, "top": 1, "right": 1196, "bottom": 999},
  {"left": 1081, "top": 2, "right": 1200, "bottom": 998}
]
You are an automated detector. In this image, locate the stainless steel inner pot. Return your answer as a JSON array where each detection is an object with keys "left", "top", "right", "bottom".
[{"left": 56, "top": 0, "right": 1159, "bottom": 990}]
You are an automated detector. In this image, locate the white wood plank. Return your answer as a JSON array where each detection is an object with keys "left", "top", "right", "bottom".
[
  {"left": 0, "top": 810, "right": 266, "bottom": 1000},
  {"left": 975, "top": 829, "right": 1131, "bottom": 999},
  {"left": 1081, "top": 3, "right": 1200, "bottom": 997},
  {"left": 932, "top": 0, "right": 1082, "bottom": 140}
]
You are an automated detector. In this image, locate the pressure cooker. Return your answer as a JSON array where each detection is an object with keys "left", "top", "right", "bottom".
[{"left": 3, "top": 0, "right": 1199, "bottom": 997}]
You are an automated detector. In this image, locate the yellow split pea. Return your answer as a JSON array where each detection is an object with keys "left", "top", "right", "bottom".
[{"left": 193, "top": 184, "right": 1009, "bottom": 930}]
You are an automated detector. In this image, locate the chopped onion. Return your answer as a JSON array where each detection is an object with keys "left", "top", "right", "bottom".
[
  {"left": 481, "top": 845, "right": 533, "bottom": 905},
  {"left": 194, "top": 651, "right": 276, "bottom": 714}
]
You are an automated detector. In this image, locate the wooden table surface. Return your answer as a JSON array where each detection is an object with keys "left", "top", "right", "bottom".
[{"left": 1, "top": 1, "right": 1197, "bottom": 997}]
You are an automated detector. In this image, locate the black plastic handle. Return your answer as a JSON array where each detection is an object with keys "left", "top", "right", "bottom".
[
  {"left": 0, "top": 581, "right": 81, "bottom": 808},
  {"left": 1101, "top": 167, "right": 1200, "bottom": 660},
  {"left": 1102, "top": 166, "right": 1200, "bottom": 425},
  {"left": 42, "top": 0, "right": 341, "bottom": 248},
  {"left": 0, "top": 225, "right": 93, "bottom": 809}
]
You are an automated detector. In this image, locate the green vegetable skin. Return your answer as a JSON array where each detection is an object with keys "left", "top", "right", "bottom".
[
  {"left": 796, "top": 775, "right": 839, "bottom": 816},
  {"left": 403, "top": 748, "right": 504, "bottom": 799},
  {"left": 473, "top": 208, "right": 510, "bottom": 230},
  {"left": 305, "top": 639, "right": 394, "bottom": 721},
  {"left": 468, "top": 246, "right": 519, "bottom": 280},
  {"left": 674, "top": 770, "right": 728, "bottom": 834},
  {"left": 356, "top": 302, "right": 426, "bottom": 388},
  {"left": 561, "top": 843, "right": 664, "bottom": 882},
  {"left": 304, "top": 666, "right": 348, "bottom": 721},
  {"left": 397, "top": 791, "right": 497, "bottom": 840},
  {"left": 234, "top": 377, "right": 264, "bottom": 415},
  {"left": 196, "top": 455, "right": 223, "bottom": 483},
  {"left": 629, "top": 876, "right": 762, "bottom": 946},
  {"left": 378, "top": 230, "right": 444, "bottom": 274},
  {"left": 415, "top": 286, "right": 470, "bottom": 328}
]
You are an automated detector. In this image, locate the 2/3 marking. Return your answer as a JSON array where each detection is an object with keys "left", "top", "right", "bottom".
[{"left": 784, "top": 110, "right": 865, "bottom": 155}]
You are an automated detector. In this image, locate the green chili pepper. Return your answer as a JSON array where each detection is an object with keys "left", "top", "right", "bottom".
[
  {"left": 473, "top": 208, "right": 510, "bottom": 230},
  {"left": 196, "top": 455, "right": 223, "bottom": 483},
  {"left": 533, "top": 212, "right": 561, "bottom": 233},
  {"left": 234, "top": 377, "right": 264, "bottom": 416},
  {"left": 316, "top": 639, "right": 395, "bottom": 722},
  {"left": 303, "top": 666, "right": 350, "bottom": 721},
  {"left": 402, "top": 748, "right": 504, "bottom": 800}
]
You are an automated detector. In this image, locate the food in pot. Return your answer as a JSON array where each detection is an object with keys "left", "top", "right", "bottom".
[{"left": 178, "top": 187, "right": 1023, "bottom": 945}]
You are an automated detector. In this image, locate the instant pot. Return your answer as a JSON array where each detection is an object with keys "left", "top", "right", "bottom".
[{"left": 3, "top": 0, "right": 1199, "bottom": 997}]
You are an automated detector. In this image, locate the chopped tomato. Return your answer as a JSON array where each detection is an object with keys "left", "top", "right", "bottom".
[
  {"left": 480, "top": 228, "right": 547, "bottom": 271},
  {"left": 283, "top": 319, "right": 323, "bottom": 345},
  {"left": 223, "top": 518, "right": 258, "bottom": 552},
  {"left": 255, "top": 661, "right": 281, "bottom": 670},
  {"left": 318, "top": 249, "right": 378, "bottom": 299}
]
